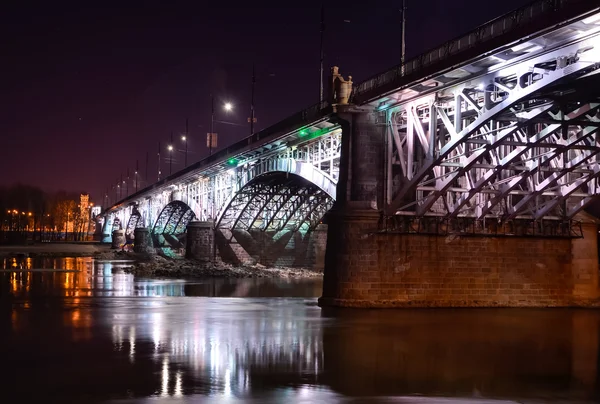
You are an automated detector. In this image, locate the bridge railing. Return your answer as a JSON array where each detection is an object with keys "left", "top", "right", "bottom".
[{"left": 353, "top": 0, "right": 598, "bottom": 103}]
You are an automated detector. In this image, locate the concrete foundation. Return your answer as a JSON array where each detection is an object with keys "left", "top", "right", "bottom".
[
  {"left": 186, "top": 221, "right": 214, "bottom": 262},
  {"left": 133, "top": 228, "right": 155, "bottom": 254},
  {"left": 111, "top": 230, "right": 126, "bottom": 249}
]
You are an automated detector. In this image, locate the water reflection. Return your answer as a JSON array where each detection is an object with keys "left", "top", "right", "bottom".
[
  {"left": 3, "top": 296, "right": 324, "bottom": 402},
  {"left": 0, "top": 258, "right": 599, "bottom": 402},
  {"left": 0, "top": 258, "right": 322, "bottom": 299}
]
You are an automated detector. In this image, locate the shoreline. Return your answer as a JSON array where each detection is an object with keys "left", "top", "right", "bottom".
[{"left": 0, "top": 243, "right": 324, "bottom": 279}]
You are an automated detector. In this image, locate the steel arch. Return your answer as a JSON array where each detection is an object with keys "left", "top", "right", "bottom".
[
  {"left": 217, "top": 172, "right": 334, "bottom": 238},
  {"left": 215, "top": 159, "right": 337, "bottom": 227},
  {"left": 152, "top": 200, "right": 197, "bottom": 248}
]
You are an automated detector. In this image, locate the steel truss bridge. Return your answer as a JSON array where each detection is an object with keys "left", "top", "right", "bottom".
[{"left": 103, "top": 0, "right": 600, "bottom": 253}]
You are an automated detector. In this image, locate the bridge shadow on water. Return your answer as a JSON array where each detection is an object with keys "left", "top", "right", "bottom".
[{"left": 0, "top": 257, "right": 598, "bottom": 402}]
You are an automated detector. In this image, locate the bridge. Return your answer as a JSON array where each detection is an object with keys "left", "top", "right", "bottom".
[{"left": 102, "top": 0, "right": 600, "bottom": 307}]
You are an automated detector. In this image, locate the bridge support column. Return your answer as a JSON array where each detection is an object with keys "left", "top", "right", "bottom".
[
  {"left": 319, "top": 107, "right": 387, "bottom": 307},
  {"left": 186, "top": 221, "right": 214, "bottom": 262},
  {"left": 111, "top": 230, "right": 125, "bottom": 249},
  {"left": 133, "top": 228, "right": 155, "bottom": 255}
]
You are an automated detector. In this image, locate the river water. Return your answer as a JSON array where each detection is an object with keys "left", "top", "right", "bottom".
[{"left": 0, "top": 257, "right": 599, "bottom": 403}]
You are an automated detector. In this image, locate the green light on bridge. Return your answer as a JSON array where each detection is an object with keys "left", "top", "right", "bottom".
[
  {"left": 227, "top": 158, "right": 238, "bottom": 166},
  {"left": 299, "top": 130, "right": 308, "bottom": 136}
]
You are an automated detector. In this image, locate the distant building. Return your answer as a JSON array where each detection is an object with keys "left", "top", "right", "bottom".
[{"left": 80, "top": 193, "right": 90, "bottom": 216}]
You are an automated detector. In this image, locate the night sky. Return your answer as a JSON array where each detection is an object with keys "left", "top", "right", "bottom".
[{"left": 2, "top": 0, "right": 531, "bottom": 204}]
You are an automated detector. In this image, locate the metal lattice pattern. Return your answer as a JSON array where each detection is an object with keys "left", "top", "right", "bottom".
[
  {"left": 386, "top": 36, "right": 600, "bottom": 221},
  {"left": 152, "top": 201, "right": 197, "bottom": 248},
  {"left": 125, "top": 208, "right": 143, "bottom": 242},
  {"left": 217, "top": 172, "right": 334, "bottom": 237}
]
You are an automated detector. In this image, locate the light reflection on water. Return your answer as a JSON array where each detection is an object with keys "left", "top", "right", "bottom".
[
  {"left": 1, "top": 258, "right": 322, "bottom": 298},
  {"left": 0, "top": 258, "right": 599, "bottom": 403}
]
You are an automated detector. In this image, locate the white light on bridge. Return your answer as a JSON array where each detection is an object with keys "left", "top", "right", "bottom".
[
  {"left": 583, "top": 13, "right": 600, "bottom": 25},
  {"left": 224, "top": 102, "right": 233, "bottom": 111}
]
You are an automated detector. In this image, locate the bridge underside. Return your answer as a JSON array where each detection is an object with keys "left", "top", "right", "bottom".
[{"left": 217, "top": 172, "right": 334, "bottom": 266}]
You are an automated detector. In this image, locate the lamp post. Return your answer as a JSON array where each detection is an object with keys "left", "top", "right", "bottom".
[
  {"left": 209, "top": 95, "right": 233, "bottom": 156},
  {"left": 181, "top": 135, "right": 187, "bottom": 167},
  {"left": 169, "top": 132, "right": 174, "bottom": 175},
  {"left": 168, "top": 144, "right": 173, "bottom": 175},
  {"left": 157, "top": 141, "right": 162, "bottom": 181},
  {"left": 183, "top": 118, "right": 188, "bottom": 167},
  {"left": 135, "top": 159, "right": 139, "bottom": 193}
]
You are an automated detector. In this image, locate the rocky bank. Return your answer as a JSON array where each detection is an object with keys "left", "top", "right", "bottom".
[{"left": 93, "top": 250, "right": 323, "bottom": 279}]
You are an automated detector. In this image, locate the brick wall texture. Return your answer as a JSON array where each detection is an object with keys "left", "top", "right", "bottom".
[
  {"left": 186, "top": 222, "right": 214, "bottom": 262},
  {"left": 320, "top": 211, "right": 600, "bottom": 308}
]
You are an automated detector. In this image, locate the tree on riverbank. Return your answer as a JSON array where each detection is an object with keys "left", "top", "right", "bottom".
[{"left": 0, "top": 185, "right": 91, "bottom": 242}]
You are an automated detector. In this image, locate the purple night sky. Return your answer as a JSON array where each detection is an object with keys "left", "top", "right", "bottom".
[{"left": 1, "top": 0, "right": 531, "bottom": 204}]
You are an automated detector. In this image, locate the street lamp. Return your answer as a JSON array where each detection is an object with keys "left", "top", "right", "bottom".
[
  {"left": 181, "top": 135, "right": 188, "bottom": 168},
  {"left": 183, "top": 118, "right": 189, "bottom": 167},
  {"left": 168, "top": 144, "right": 174, "bottom": 175},
  {"left": 209, "top": 95, "right": 233, "bottom": 156}
]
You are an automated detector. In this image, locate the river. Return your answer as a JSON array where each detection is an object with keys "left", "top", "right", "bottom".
[{"left": 0, "top": 257, "right": 599, "bottom": 403}]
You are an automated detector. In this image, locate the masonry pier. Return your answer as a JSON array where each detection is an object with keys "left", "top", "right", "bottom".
[
  {"left": 133, "top": 228, "right": 154, "bottom": 254},
  {"left": 186, "top": 221, "right": 214, "bottom": 262}
]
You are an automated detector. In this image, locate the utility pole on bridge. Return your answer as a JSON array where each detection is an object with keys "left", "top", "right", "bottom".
[
  {"left": 319, "top": 3, "right": 325, "bottom": 104},
  {"left": 401, "top": 0, "right": 407, "bottom": 75},
  {"left": 157, "top": 141, "right": 162, "bottom": 181},
  {"left": 249, "top": 64, "right": 256, "bottom": 135},
  {"left": 135, "top": 160, "right": 139, "bottom": 194},
  {"left": 210, "top": 95, "right": 215, "bottom": 156}
]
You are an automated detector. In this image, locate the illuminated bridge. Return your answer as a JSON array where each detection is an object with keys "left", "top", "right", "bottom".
[{"left": 103, "top": 0, "right": 600, "bottom": 307}]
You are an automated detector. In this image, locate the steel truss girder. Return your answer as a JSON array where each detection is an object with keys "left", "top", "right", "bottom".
[
  {"left": 385, "top": 35, "right": 600, "bottom": 221},
  {"left": 217, "top": 172, "right": 334, "bottom": 237}
]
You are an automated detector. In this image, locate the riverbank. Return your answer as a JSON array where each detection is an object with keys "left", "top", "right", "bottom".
[
  {"left": 0, "top": 243, "right": 323, "bottom": 279},
  {"left": 0, "top": 242, "right": 110, "bottom": 258},
  {"left": 95, "top": 250, "right": 323, "bottom": 279}
]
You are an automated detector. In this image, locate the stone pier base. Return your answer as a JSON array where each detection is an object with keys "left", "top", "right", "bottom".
[
  {"left": 319, "top": 208, "right": 600, "bottom": 308},
  {"left": 111, "top": 230, "right": 126, "bottom": 250},
  {"left": 133, "top": 228, "right": 155, "bottom": 254},
  {"left": 186, "top": 221, "right": 214, "bottom": 262}
]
